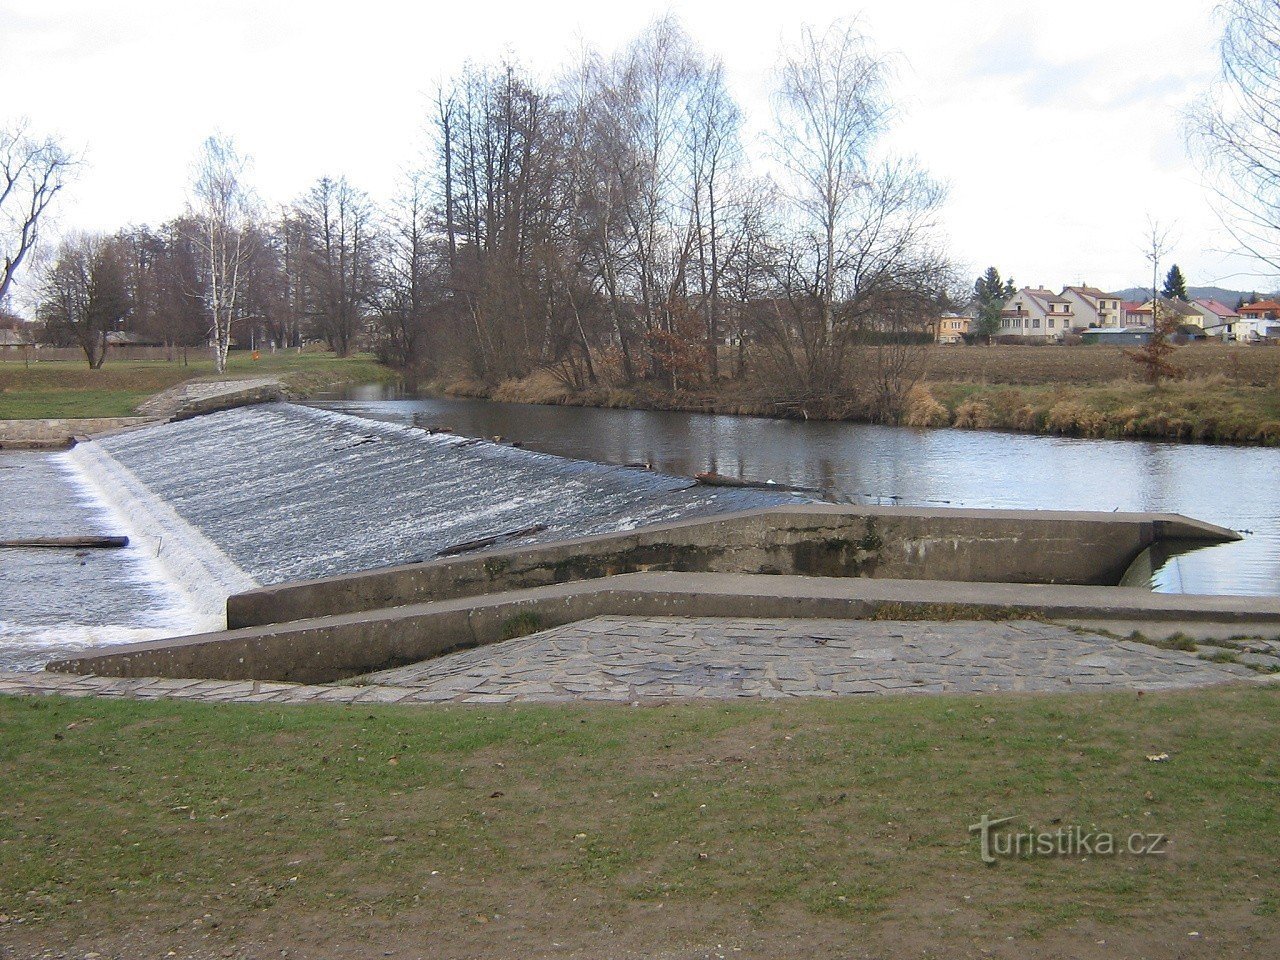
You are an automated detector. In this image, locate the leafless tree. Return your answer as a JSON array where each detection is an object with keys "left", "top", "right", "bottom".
[
  {"left": 763, "top": 21, "right": 948, "bottom": 406},
  {"left": 37, "top": 233, "right": 130, "bottom": 369},
  {"left": 1188, "top": 0, "right": 1280, "bottom": 272},
  {"left": 1, "top": 121, "right": 76, "bottom": 304},
  {"left": 295, "top": 176, "right": 381, "bottom": 357},
  {"left": 189, "top": 134, "right": 255, "bottom": 372}
]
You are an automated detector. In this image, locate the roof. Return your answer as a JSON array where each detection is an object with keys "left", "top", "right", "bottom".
[
  {"left": 1239, "top": 299, "right": 1280, "bottom": 314},
  {"left": 1064, "top": 286, "right": 1118, "bottom": 301},
  {"left": 1192, "top": 298, "right": 1239, "bottom": 318}
]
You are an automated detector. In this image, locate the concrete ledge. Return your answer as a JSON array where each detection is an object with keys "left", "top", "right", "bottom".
[
  {"left": 51, "top": 572, "right": 1280, "bottom": 684},
  {"left": 227, "top": 504, "right": 1241, "bottom": 629}
]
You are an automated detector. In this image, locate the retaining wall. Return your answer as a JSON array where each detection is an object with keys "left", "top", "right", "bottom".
[
  {"left": 0, "top": 417, "right": 159, "bottom": 449},
  {"left": 227, "top": 504, "right": 1240, "bottom": 629}
]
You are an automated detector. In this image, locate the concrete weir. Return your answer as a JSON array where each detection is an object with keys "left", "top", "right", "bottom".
[{"left": 49, "top": 504, "right": 1274, "bottom": 684}]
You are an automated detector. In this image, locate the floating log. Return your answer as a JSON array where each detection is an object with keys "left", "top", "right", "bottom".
[
  {"left": 434, "top": 523, "right": 549, "bottom": 558},
  {"left": 694, "top": 471, "right": 820, "bottom": 494},
  {"left": 0, "top": 535, "right": 129, "bottom": 549}
]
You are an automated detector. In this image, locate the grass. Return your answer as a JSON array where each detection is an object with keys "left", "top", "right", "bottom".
[
  {"left": 927, "top": 377, "right": 1280, "bottom": 444},
  {"left": 1, "top": 687, "right": 1277, "bottom": 957},
  {"left": 0, "top": 351, "right": 397, "bottom": 420}
]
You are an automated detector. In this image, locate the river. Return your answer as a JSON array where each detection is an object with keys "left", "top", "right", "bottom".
[{"left": 309, "top": 388, "right": 1280, "bottom": 597}]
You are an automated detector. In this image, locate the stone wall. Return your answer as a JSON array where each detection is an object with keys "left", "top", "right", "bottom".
[{"left": 0, "top": 417, "right": 159, "bottom": 450}]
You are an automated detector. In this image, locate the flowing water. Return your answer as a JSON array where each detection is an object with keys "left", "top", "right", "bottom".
[
  {"left": 0, "top": 403, "right": 790, "bottom": 669},
  {"left": 309, "top": 389, "right": 1280, "bottom": 597}
]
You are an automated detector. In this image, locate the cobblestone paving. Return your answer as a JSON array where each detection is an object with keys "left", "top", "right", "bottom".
[{"left": 0, "top": 617, "right": 1267, "bottom": 706}]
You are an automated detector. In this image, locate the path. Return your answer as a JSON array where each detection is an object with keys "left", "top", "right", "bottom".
[{"left": 1, "top": 617, "right": 1270, "bottom": 706}]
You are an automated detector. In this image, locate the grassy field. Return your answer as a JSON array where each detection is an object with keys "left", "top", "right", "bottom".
[
  {"left": 0, "top": 352, "right": 397, "bottom": 420},
  {"left": 1, "top": 687, "right": 1277, "bottom": 958},
  {"left": 922, "top": 342, "right": 1280, "bottom": 387}
]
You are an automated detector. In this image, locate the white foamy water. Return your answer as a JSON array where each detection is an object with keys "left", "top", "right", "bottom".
[{"left": 0, "top": 447, "right": 243, "bottom": 671}]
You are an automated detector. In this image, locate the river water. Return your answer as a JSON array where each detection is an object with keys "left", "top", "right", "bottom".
[{"left": 309, "top": 390, "right": 1280, "bottom": 597}]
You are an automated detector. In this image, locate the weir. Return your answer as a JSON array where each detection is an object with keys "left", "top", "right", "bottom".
[{"left": 31, "top": 401, "right": 1272, "bottom": 683}]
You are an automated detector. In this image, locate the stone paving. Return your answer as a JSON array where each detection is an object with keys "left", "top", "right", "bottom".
[{"left": 0, "top": 616, "right": 1269, "bottom": 707}]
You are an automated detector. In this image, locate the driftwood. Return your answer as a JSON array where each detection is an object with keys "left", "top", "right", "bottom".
[
  {"left": 694, "top": 471, "right": 820, "bottom": 494},
  {"left": 0, "top": 536, "right": 129, "bottom": 549},
  {"left": 434, "top": 523, "right": 549, "bottom": 558}
]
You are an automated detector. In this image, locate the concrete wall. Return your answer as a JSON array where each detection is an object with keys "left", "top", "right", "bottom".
[
  {"left": 53, "top": 571, "right": 1280, "bottom": 684},
  {"left": 0, "top": 417, "right": 159, "bottom": 450},
  {"left": 227, "top": 504, "right": 1239, "bottom": 630}
]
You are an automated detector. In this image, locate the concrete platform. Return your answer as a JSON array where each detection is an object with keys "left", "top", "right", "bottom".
[{"left": 49, "top": 572, "right": 1280, "bottom": 684}]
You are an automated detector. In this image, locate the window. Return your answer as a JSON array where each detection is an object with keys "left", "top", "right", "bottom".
[
  {"left": 1049, "top": 318, "right": 1055, "bottom": 328},
  {"left": 1033, "top": 319, "right": 1041, "bottom": 328}
]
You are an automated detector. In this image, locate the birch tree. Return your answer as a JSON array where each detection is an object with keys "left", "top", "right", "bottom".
[
  {"left": 2, "top": 121, "right": 76, "bottom": 304},
  {"left": 189, "top": 134, "right": 254, "bottom": 372}
]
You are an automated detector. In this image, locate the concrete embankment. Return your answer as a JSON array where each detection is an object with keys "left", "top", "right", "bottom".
[
  {"left": 51, "top": 572, "right": 1280, "bottom": 684},
  {"left": 226, "top": 504, "right": 1239, "bottom": 629},
  {"left": 49, "top": 504, "right": 1263, "bottom": 684}
]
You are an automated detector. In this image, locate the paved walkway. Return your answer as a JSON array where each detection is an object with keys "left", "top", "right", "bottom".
[{"left": 1, "top": 617, "right": 1270, "bottom": 706}]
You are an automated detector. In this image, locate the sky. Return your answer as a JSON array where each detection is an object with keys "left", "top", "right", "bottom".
[{"left": 0, "top": 0, "right": 1267, "bottom": 298}]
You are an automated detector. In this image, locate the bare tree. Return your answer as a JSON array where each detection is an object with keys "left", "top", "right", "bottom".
[
  {"left": 1188, "top": 0, "right": 1280, "bottom": 272},
  {"left": 1129, "top": 219, "right": 1181, "bottom": 386},
  {"left": 771, "top": 20, "right": 889, "bottom": 337},
  {"left": 37, "top": 233, "right": 130, "bottom": 369},
  {"left": 1, "top": 121, "right": 76, "bottom": 304},
  {"left": 189, "top": 134, "right": 255, "bottom": 372},
  {"left": 295, "top": 176, "right": 381, "bottom": 357},
  {"left": 763, "top": 21, "right": 948, "bottom": 408}
]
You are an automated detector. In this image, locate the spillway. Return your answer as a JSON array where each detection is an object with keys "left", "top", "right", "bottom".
[
  {"left": 110, "top": 402, "right": 788, "bottom": 579},
  {"left": 2, "top": 403, "right": 794, "bottom": 669}
]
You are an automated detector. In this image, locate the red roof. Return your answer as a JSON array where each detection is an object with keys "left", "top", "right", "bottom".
[
  {"left": 1239, "top": 299, "right": 1280, "bottom": 315},
  {"left": 1192, "top": 298, "right": 1239, "bottom": 318}
]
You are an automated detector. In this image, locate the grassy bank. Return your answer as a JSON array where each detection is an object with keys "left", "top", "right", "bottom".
[
  {"left": 437, "top": 344, "right": 1280, "bottom": 445},
  {"left": 1, "top": 687, "right": 1277, "bottom": 958},
  {"left": 0, "top": 352, "right": 397, "bottom": 420}
]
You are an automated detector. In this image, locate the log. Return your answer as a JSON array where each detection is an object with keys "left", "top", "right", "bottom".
[
  {"left": 694, "top": 471, "right": 820, "bottom": 494},
  {"left": 434, "top": 523, "right": 549, "bottom": 558},
  {"left": 0, "top": 535, "right": 129, "bottom": 549}
]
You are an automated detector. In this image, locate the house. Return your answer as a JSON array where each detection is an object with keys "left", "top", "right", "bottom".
[
  {"left": 0, "top": 329, "right": 32, "bottom": 353},
  {"left": 1060, "top": 286, "right": 1124, "bottom": 328},
  {"left": 1189, "top": 298, "right": 1241, "bottom": 340},
  {"left": 1128, "top": 298, "right": 1202, "bottom": 330},
  {"left": 930, "top": 313, "right": 971, "bottom": 344},
  {"left": 1121, "top": 301, "right": 1148, "bottom": 327},
  {"left": 998, "top": 287, "right": 1074, "bottom": 339},
  {"left": 1238, "top": 299, "right": 1280, "bottom": 340},
  {"left": 105, "top": 330, "right": 164, "bottom": 347}
]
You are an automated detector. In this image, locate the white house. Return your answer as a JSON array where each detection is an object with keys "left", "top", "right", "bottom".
[
  {"left": 999, "top": 287, "right": 1074, "bottom": 339},
  {"left": 1060, "top": 286, "right": 1124, "bottom": 328},
  {"left": 1188, "top": 298, "right": 1241, "bottom": 340}
]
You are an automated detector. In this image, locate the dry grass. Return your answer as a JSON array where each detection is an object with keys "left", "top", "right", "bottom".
[{"left": 923, "top": 342, "right": 1279, "bottom": 387}]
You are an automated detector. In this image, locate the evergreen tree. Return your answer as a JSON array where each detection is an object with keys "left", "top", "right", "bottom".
[
  {"left": 1161, "top": 264, "right": 1188, "bottom": 300},
  {"left": 972, "top": 266, "right": 1008, "bottom": 342}
]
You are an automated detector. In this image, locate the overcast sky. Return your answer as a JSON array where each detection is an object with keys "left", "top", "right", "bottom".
[{"left": 1, "top": 0, "right": 1265, "bottom": 295}]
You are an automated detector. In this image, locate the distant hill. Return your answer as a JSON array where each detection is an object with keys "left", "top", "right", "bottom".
[{"left": 1112, "top": 285, "right": 1272, "bottom": 306}]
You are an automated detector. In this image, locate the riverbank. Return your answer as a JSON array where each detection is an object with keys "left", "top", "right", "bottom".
[
  {"left": 1, "top": 686, "right": 1276, "bottom": 958},
  {"left": 0, "top": 351, "right": 396, "bottom": 420},
  {"left": 430, "top": 344, "right": 1280, "bottom": 445}
]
